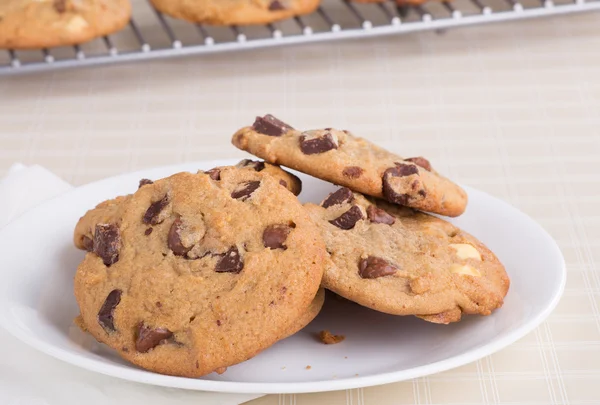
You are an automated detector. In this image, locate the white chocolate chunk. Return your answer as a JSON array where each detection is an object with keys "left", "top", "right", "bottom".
[
  {"left": 450, "top": 264, "right": 481, "bottom": 277},
  {"left": 450, "top": 244, "right": 482, "bottom": 261},
  {"left": 66, "top": 15, "right": 89, "bottom": 32}
]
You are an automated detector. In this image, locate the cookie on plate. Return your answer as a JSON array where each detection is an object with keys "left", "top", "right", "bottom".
[
  {"left": 304, "top": 187, "right": 509, "bottom": 323},
  {"left": 232, "top": 115, "right": 468, "bottom": 217},
  {"left": 206, "top": 159, "right": 302, "bottom": 196},
  {"left": 0, "top": 0, "right": 131, "bottom": 49},
  {"left": 149, "top": 0, "right": 321, "bottom": 26},
  {"left": 73, "top": 168, "right": 326, "bottom": 377}
]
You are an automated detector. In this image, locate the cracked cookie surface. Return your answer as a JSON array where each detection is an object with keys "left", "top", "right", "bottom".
[
  {"left": 73, "top": 168, "right": 326, "bottom": 377},
  {"left": 304, "top": 188, "right": 509, "bottom": 323},
  {"left": 232, "top": 115, "right": 468, "bottom": 217}
]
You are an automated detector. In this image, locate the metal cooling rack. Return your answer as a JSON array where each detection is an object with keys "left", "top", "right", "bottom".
[{"left": 1, "top": 0, "right": 599, "bottom": 75}]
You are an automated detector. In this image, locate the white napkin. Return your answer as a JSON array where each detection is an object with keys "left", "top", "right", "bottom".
[{"left": 0, "top": 164, "right": 263, "bottom": 405}]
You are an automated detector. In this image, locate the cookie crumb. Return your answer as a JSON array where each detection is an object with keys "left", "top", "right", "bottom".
[
  {"left": 305, "top": 365, "right": 311, "bottom": 370},
  {"left": 73, "top": 315, "right": 87, "bottom": 332},
  {"left": 318, "top": 330, "right": 345, "bottom": 344},
  {"left": 281, "top": 366, "right": 286, "bottom": 370}
]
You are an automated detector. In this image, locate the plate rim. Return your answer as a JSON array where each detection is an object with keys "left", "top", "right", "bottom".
[{"left": 0, "top": 159, "right": 567, "bottom": 394}]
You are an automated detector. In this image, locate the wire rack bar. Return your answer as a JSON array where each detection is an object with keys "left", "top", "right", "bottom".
[{"left": 1, "top": 0, "right": 599, "bottom": 75}]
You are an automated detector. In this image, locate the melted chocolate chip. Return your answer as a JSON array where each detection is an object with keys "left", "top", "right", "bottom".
[
  {"left": 82, "top": 235, "right": 94, "bottom": 252},
  {"left": 252, "top": 114, "right": 293, "bottom": 137},
  {"left": 93, "top": 224, "right": 121, "bottom": 266},
  {"left": 279, "top": 179, "right": 288, "bottom": 188},
  {"left": 382, "top": 165, "right": 419, "bottom": 205},
  {"left": 136, "top": 324, "right": 173, "bottom": 353},
  {"left": 367, "top": 205, "right": 396, "bottom": 225},
  {"left": 359, "top": 256, "right": 398, "bottom": 279},
  {"left": 145, "top": 227, "right": 153, "bottom": 236},
  {"left": 168, "top": 216, "right": 192, "bottom": 256},
  {"left": 322, "top": 187, "right": 354, "bottom": 208},
  {"left": 405, "top": 157, "right": 432, "bottom": 172},
  {"left": 300, "top": 133, "right": 338, "bottom": 155},
  {"left": 98, "top": 289, "right": 122, "bottom": 332},
  {"left": 138, "top": 178, "right": 153, "bottom": 188},
  {"left": 205, "top": 168, "right": 221, "bottom": 180},
  {"left": 342, "top": 166, "right": 364, "bottom": 179},
  {"left": 394, "top": 163, "right": 419, "bottom": 176},
  {"left": 237, "top": 159, "right": 265, "bottom": 172},
  {"left": 263, "top": 224, "right": 292, "bottom": 250},
  {"left": 231, "top": 181, "right": 261, "bottom": 201},
  {"left": 215, "top": 247, "right": 244, "bottom": 273},
  {"left": 143, "top": 195, "right": 169, "bottom": 225},
  {"left": 329, "top": 205, "right": 364, "bottom": 230},
  {"left": 269, "top": 0, "right": 287, "bottom": 10}
]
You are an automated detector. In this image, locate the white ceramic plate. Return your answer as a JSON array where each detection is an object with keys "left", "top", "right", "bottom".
[{"left": 0, "top": 159, "right": 565, "bottom": 394}]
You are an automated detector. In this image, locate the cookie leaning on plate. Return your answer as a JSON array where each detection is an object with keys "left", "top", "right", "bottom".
[
  {"left": 73, "top": 168, "right": 326, "bottom": 377},
  {"left": 0, "top": 0, "right": 131, "bottom": 49},
  {"left": 232, "top": 115, "right": 468, "bottom": 217},
  {"left": 304, "top": 187, "right": 509, "bottom": 323},
  {"left": 149, "top": 0, "right": 320, "bottom": 26}
]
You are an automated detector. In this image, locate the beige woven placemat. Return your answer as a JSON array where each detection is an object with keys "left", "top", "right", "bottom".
[{"left": 1, "top": 9, "right": 599, "bottom": 404}]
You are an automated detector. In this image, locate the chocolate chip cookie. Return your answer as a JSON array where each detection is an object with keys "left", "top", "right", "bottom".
[
  {"left": 304, "top": 187, "right": 509, "bottom": 323},
  {"left": 232, "top": 115, "right": 468, "bottom": 217},
  {"left": 74, "top": 168, "right": 326, "bottom": 377},
  {"left": 0, "top": 0, "right": 131, "bottom": 49},
  {"left": 149, "top": 0, "right": 321, "bottom": 26}
]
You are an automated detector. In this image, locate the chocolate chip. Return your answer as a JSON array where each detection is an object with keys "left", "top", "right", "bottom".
[
  {"left": 53, "top": 0, "right": 66, "bottom": 13},
  {"left": 143, "top": 195, "right": 169, "bottom": 225},
  {"left": 263, "top": 224, "right": 292, "bottom": 250},
  {"left": 405, "top": 157, "right": 432, "bottom": 172},
  {"left": 322, "top": 187, "right": 354, "bottom": 208},
  {"left": 342, "top": 166, "right": 364, "bottom": 179},
  {"left": 82, "top": 235, "right": 94, "bottom": 252},
  {"left": 252, "top": 114, "right": 293, "bottom": 137},
  {"left": 145, "top": 227, "right": 153, "bottom": 236},
  {"left": 300, "top": 132, "right": 338, "bottom": 155},
  {"left": 269, "top": 0, "right": 287, "bottom": 10},
  {"left": 382, "top": 165, "right": 419, "bottom": 205},
  {"left": 138, "top": 178, "right": 153, "bottom": 188},
  {"left": 98, "top": 289, "right": 122, "bottom": 332},
  {"left": 136, "top": 324, "right": 173, "bottom": 353},
  {"left": 168, "top": 216, "right": 191, "bottom": 256},
  {"left": 237, "top": 159, "right": 265, "bottom": 172},
  {"left": 279, "top": 179, "right": 288, "bottom": 188},
  {"left": 394, "top": 163, "right": 419, "bottom": 176},
  {"left": 367, "top": 205, "right": 396, "bottom": 225},
  {"left": 215, "top": 247, "right": 244, "bottom": 273},
  {"left": 359, "top": 256, "right": 398, "bottom": 279},
  {"left": 205, "top": 168, "right": 221, "bottom": 180},
  {"left": 231, "top": 181, "right": 260, "bottom": 201},
  {"left": 93, "top": 224, "right": 121, "bottom": 266},
  {"left": 329, "top": 205, "right": 364, "bottom": 230}
]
